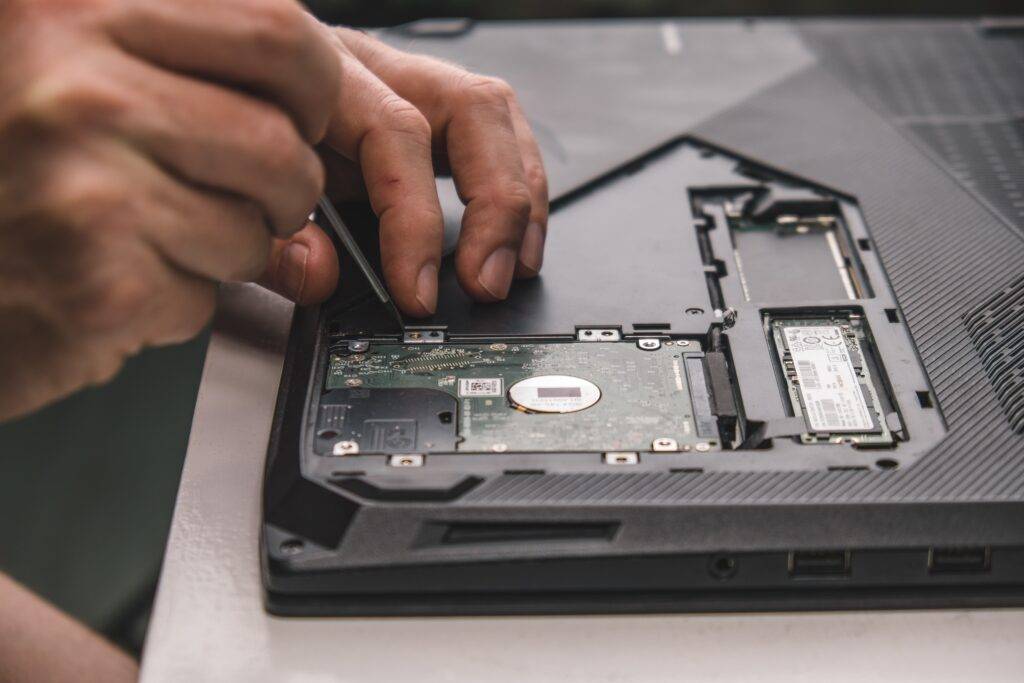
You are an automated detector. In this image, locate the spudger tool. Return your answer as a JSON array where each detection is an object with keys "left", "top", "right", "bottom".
[{"left": 317, "top": 195, "right": 405, "bottom": 331}]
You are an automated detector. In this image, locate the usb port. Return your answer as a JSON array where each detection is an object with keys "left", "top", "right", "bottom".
[
  {"left": 788, "top": 550, "right": 851, "bottom": 577},
  {"left": 928, "top": 547, "right": 991, "bottom": 574}
]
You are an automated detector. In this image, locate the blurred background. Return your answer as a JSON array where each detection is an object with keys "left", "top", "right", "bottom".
[
  {"left": 0, "top": 0, "right": 1020, "bottom": 658},
  {"left": 307, "top": 0, "right": 1022, "bottom": 24}
]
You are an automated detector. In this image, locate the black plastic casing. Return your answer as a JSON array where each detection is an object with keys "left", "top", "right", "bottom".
[{"left": 262, "top": 20, "right": 1024, "bottom": 615}]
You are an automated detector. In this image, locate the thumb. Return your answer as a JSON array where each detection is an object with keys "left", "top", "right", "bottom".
[{"left": 257, "top": 221, "right": 339, "bottom": 305}]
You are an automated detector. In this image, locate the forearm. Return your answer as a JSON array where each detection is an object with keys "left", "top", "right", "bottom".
[{"left": 0, "top": 572, "right": 137, "bottom": 683}]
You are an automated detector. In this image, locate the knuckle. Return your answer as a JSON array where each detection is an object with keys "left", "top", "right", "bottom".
[
  {"left": 249, "top": 108, "right": 309, "bottom": 176},
  {"left": 247, "top": 0, "right": 308, "bottom": 58},
  {"left": 461, "top": 76, "right": 515, "bottom": 106},
  {"left": 17, "top": 66, "right": 130, "bottom": 131},
  {"left": 249, "top": 106, "right": 295, "bottom": 153},
  {"left": 524, "top": 161, "right": 548, "bottom": 196},
  {"left": 69, "top": 268, "right": 153, "bottom": 334},
  {"left": 381, "top": 98, "right": 431, "bottom": 141},
  {"left": 490, "top": 180, "right": 532, "bottom": 221},
  {"left": 37, "top": 162, "right": 127, "bottom": 225}
]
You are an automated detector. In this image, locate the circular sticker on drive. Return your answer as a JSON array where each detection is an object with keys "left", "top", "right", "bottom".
[{"left": 508, "top": 375, "right": 601, "bottom": 414}]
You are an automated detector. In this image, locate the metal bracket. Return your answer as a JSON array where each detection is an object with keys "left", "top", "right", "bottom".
[
  {"left": 403, "top": 327, "right": 446, "bottom": 344},
  {"left": 577, "top": 328, "right": 622, "bottom": 342}
]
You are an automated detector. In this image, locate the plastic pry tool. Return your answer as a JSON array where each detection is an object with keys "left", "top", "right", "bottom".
[{"left": 317, "top": 195, "right": 405, "bottom": 331}]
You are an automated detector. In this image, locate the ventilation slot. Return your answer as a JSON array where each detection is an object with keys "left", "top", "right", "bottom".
[
  {"left": 439, "top": 521, "right": 618, "bottom": 545},
  {"left": 963, "top": 273, "right": 1024, "bottom": 433}
]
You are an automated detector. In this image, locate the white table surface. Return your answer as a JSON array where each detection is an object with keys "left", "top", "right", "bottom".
[{"left": 139, "top": 284, "right": 1024, "bottom": 683}]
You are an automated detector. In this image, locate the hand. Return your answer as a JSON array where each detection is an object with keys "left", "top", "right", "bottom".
[
  {"left": 0, "top": 0, "right": 341, "bottom": 420},
  {"left": 303, "top": 27, "right": 550, "bottom": 317}
]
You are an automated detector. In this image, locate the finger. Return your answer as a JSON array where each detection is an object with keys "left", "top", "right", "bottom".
[
  {"left": 144, "top": 269, "right": 218, "bottom": 346},
  {"left": 70, "top": 240, "right": 217, "bottom": 355},
  {"left": 335, "top": 29, "right": 534, "bottom": 300},
  {"left": 15, "top": 137, "right": 273, "bottom": 302},
  {"left": 91, "top": 144, "right": 275, "bottom": 281},
  {"left": 257, "top": 221, "right": 340, "bottom": 305},
  {"left": 321, "top": 45, "right": 442, "bottom": 317},
  {"left": 445, "top": 76, "right": 531, "bottom": 301},
  {"left": 103, "top": 0, "right": 339, "bottom": 142},
  {"left": 75, "top": 48, "right": 323, "bottom": 236},
  {"left": 320, "top": 148, "right": 368, "bottom": 202},
  {"left": 506, "top": 96, "right": 549, "bottom": 279},
  {"left": 140, "top": 181, "right": 271, "bottom": 283}
]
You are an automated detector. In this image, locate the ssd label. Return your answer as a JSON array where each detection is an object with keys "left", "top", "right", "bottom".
[
  {"left": 458, "top": 377, "right": 503, "bottom": 397},
  {"left": 784, "top": 326, "right": 873, "bottom": 432}
]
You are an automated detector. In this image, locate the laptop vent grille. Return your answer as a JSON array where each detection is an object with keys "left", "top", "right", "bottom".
[{"left": 963, "top": 272, "right": 1024, "bottom": 433}]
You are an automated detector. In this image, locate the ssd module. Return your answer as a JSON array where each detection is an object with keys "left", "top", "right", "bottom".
[
  {"left": 320, "top": 339, "right": 721, "bottom": 454},
  {"left": 769, "top": 314, "right": 897, "bottom": 447}
]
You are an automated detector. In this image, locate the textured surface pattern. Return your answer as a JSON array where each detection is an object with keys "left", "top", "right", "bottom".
[
  {"left": 964, "top": 273, "right": 1024, "bottom": 434},
  {"left": 799, "top": 21, "right": 1024, "bottom": 237},
  {"left": 467, "top": 23, "right": 1024, "bottom": 505},
  {"left": 909, "top": 120, "right": 1024, "bottom": 233}
]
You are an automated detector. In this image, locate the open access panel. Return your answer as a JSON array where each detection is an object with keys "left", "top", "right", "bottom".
[{"left": 262, "top": 138, "right": 1024, "bottom": 615}]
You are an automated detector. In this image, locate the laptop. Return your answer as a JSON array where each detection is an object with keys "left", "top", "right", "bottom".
[{"left": 261, "top": 18, "right": 1024, "bottom": 615}]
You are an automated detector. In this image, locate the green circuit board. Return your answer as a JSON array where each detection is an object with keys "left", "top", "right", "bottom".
[
  {"left": 326, "top": 340, "right": 717, "bottom": 453},
  {"left": 769, "top": 315, "right": 895, "bottom": 447}
]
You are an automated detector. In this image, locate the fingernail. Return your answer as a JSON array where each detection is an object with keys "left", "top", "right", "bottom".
[
  {"left": 279, "top": 242, "right": 309, "bottom": 302},
  {"left": 415, "top": 262, "right": 438, "bottom": 315},
  {"left": 518, "top": 222, "right": 545, "bottom": 274},
  {"left": 478, "top": 247, "right": 516, "bottom": 300}
]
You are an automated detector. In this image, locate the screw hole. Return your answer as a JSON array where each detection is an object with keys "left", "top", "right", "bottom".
[
  {"left": 438, "top": 411, "right": 453, "bottom": 424},
  {"left": 685, "top": 307, "right": 704, "bottom": 316},
  {"left": 876, "top": 458, "right": 899, "bottom": 470},
  {"left": 317, "top": 429, "right": 338, "bottom": 439},
  {"left": 857, "top": 238, "right": 871, "bottom": 251},
  {"left": 584, "top": 330, "right": 593, "bottom": 336},
  {"left": 916, "top": 391, "right": 934, "bottom": 408},
  {"left": 885, "top": 308, "right": 900, "bottom": 323},
  {"left": 709, "top": 555, "right": 737, "bottom": 580}
]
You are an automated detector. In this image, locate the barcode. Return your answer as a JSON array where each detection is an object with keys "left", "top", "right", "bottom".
[
  {"left": 458, "top": 378, "right": 503, "bottom": 397},
  {"left": 819, "top": 398, "right": 840, "bottom": 427},
  {"left": 797, "top": 360, "right": 820, "bottom": 389}
]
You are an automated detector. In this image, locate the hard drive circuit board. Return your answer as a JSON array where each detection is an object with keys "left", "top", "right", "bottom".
[{"left": 323, "top": 339, "right": 719, "bottom": 454}]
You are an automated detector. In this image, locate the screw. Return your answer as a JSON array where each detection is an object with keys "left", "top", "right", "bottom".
[
  {"left": 490, "top": 343, "right": 508, "bottom": 351},
  {"left": 279, "top": 539, "right": 304, "bottom": 556},
  {"left": 334, "top": 440, "right": 359, "bottom": 455},
  {"left": 345, "top": 378, "right": 363, "bottom": 387},
  {"left": 491, "top": 444, "right": 509, "bottom": 453}
]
